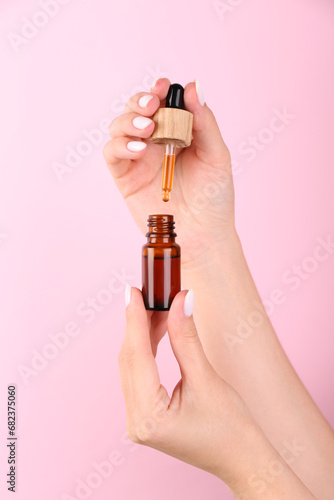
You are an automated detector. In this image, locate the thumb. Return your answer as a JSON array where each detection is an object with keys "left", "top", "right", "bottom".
[
  {"left": 184, "top": 80, "right": 231, "bottom": 169},
  {"left": 167, "top": 290, "right": 210, "bottom": 381}
]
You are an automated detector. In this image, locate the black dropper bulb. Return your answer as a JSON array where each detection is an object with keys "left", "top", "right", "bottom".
[{"left": 165, "top": 83, "right": 184, "bottom": 110}]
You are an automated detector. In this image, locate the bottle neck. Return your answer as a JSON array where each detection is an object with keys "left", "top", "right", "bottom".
[{"left": 146, "top": 215, "right": 176, "bottom": 244}]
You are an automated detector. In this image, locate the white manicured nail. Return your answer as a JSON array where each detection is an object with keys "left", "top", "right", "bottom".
[
  {"left": 132, "top": 116, "right": 153, "bottom": 130},
  {"left": 139, "top": 94, "right": 154, "bottom": 108},
  {"left": 127, "top": 141, "right": 147, "bottom": 152},
  {"left": 194, "top": 79, "right": 205, "bottom": 106},
  {"left": 151, "top": 78, "right": 160, "bottom": 89},
  {"left": 183, "top": 290, "right": 194, "bottom": 317},
  {"left": 125, "top": 284, "right": 131, "bottom": 307}
]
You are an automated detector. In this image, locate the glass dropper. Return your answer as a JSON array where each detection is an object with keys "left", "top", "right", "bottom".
[
  {"left": 161, "top": 143, "right": 175, "bottom": 202},
  {"left": 160, "top": 83, "right": 184, "bottom": 202},
  {"left": 149, "top": 83, "right": 192, "bottom": 202}
]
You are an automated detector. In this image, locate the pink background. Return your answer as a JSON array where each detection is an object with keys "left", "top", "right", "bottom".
[{"left": 1, "top": 0, "right": 334, "bottom": 499}]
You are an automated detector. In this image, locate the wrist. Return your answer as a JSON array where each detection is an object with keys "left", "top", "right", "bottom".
[
  {"left": 181, "top": 225, "right": 243, "bottom": 280},
  {"left": 214, "top": 419, "right": 271, "bottom": 495}
]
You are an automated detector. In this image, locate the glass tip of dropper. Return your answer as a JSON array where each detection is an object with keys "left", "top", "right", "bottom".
[{"left": 162, "top": 189, "right": 170, "bottom": 202}]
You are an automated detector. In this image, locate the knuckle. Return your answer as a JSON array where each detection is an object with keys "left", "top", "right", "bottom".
[
  {"left": 103, "top": 140, "right": 112, "bottom": 160},
  {"left": 126, "top": 425, "right": 141, "bottom": 445},
  {"left": 211, "top": 145, "right": 231, "bottom": 169},
  {"left": 108, "top": 118, "right": 116, "bottom": 137},
  {"left": 117, "top": 346, "right": 127, "bottom": 364},
  {"left": 135, "top": 417, "right": 158, "bottom": 445},
  {"left": 183, "top": 324, "right": 199, "bottom": 342},
  {"left": 108, "top": 114, "right": 128, "bottom": 137},
  {"left": 118, "top": 345, "right": 129, "bottom": 364},
  {"left": 125, "top": 92, "right": 146, "bottom": 111},
  {"left": 126, "top": 416, "right": 158, "bottom": 446},
  {"left": 222, "top": 145, "right": 231, "bottom": 163}
]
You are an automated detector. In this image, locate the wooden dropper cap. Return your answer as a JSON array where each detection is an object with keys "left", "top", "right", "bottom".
[{"left": 150, "top": 84, "right": 193, "bottom": 148}]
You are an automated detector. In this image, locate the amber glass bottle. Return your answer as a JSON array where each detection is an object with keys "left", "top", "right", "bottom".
[{"left": 142, "top": 214, "right": 181, "bottom": 311}]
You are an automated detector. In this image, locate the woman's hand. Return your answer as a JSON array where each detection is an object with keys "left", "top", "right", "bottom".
[
  {"left": 103, "top": 79, "right": 235, "bottom": 269},
  {"left": 118, "top": 287, "right": 316, "bottom": 500},
  {"left": 119, "top": 287, "right": 250, "bottom": 481}
]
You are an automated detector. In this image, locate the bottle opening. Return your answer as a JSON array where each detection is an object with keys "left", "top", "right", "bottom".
[{"left": 146, "top": 214, "right": 176, "bottom": 236}]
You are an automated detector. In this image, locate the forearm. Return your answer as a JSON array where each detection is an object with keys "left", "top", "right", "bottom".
[
  {"left": 224, "top": 425, "right": 316, "bottom": 500},
  {"left": 182, "top": 229, "right": 334, "bottom": 498}
]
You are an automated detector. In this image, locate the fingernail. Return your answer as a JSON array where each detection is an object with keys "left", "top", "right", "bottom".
[
  {"left": 127, "top": 141, "right": 147, "bottom": 152},
  {"left": 139, "top": 94, "right": 154, "bottom": 108},
  {"left": 125, "top": 284, "right": 131, "bottom": 307},
  {"left": 151, "top": 78, "right": 160, "bottom": 90},
  {"left": 194, "top": 79, "right": 205, "bottom": 106},
  {"left": 183, "top": 290, "right": 194, "bottom": 317},
  {"left": 132, "top": 116, "right": 153, "bottom": 130}
]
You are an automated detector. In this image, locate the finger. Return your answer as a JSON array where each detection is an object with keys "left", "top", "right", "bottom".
[
  {"left": 167, "top": 290, "right": 211, "bottom": 383},
  {"left": 124, "top": 92, "right": 160, "bottom": 116},
  {"left": 124, "top": 287, "right": 151, "bottom": 351},
  {"left": 149, "top": 311, "right": 168, "bottom": 357},
  {"left": 123, "top": 78, "right": 172, "bottom": 116},
  {"left": 103, "top": 137, "right": 147, "bottom": 173},
  {"left": 104, "top": 79, "right": 173, "bottom": 177},
  {"left": 119, "top": 287, "right": 161, "bottom": 405},
  {"left": 109, "top": 112, "right": 155, "bottom": 140},
  {"left": 184, "top": 81, "right": 231, "bottom": 168},
  {"left": 149, "top": 77, "right": 172, "bottom": 102}
]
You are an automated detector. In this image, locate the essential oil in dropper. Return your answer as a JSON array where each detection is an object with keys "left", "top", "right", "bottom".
[{"left": 161, "top": 144, "right": 175, "bottom": 202}]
